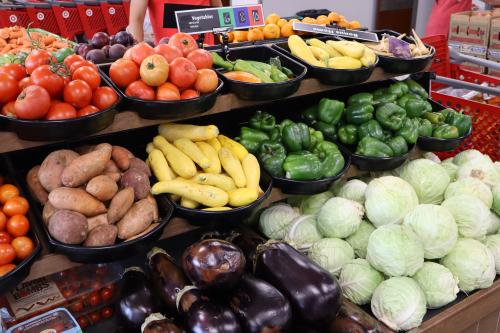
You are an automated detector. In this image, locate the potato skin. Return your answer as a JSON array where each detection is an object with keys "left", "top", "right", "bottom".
[
  {"left": 49, "top": 187, "right": 106, "bottom": 216},
  {"left": 26, "top": 165, "right": 48, "bottom": 204},
  {"left": 38, "top": 150, "right": 79, "bottom": 192},
  {"left": 105, "top": 160, "right": 120, "bottom": 173},
  {"left": 108, "top": 187, "right": 135, "bottom": 224},
  {"left": 87, "top": 213, "right": 109, "bottom": 231},
  {"left": 112, "top": 146, "right": 133, "bottom": 171},
  {"left": 129, "top": 157, "right": 151, "bottom": 177},
  {"left": 86, "top": 175, "right": 118, "bottom": 201},
  {"left": 120, "top": 169, "right": 151, "bottom": 200},
  {"left": 48, "top": 210, "right": 88, "bottom": 244},
  {"left": 84, "top": 225, "right": 118, "bottom": 247},
  {"left": 126, "top": 223, "right": 159, "bottom": 241},
  {"left": 105, "top": 172, "right": 121, "bottom": 183},
  {"left": 42, "top": 202, "right": 57, "bottom": 226},
  {"left": 61, "top": 144, "right": 112, "bottom": 187},
  {"left": 117, "top": 199, "right": 155, "bottom": 239}
]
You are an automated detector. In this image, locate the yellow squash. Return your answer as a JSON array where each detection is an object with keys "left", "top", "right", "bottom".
[
  {"left": 202, "top": 207, "right": 232, "bottom": 211},
  {"left": 288, "top": 35, "right": 326, "bottom": 67},
  {"left": 196, "top": 142, "right": 221, "bottom": 174},
  {"left": 326, "top": 40, "right": 365, "bottom": 59},
  {"left": 151, "top": 179, "right": 229, "bottom": 207},
  {"left": 219, "top": 147, "right": 246, "bottom": 188},
  {"left": 190, "top": 173, "right": 236, "bottom": 192},
  {"left": 158, "top": 123, "right": 219, "bottom": 142},
  {"left": 174, "top": 138, "right": 211, "bottom": 169},
  {"left": 242, "top": 154, "right": 260, "bottom": 192},
  {"left": 218, "top": 135, "right": 248, "bottom": 161},
  {"left": 148, "top": 149, "right": 173, "bottom": 182},
  {"left": 307, "top": 38, "right": 342, "bottom": 57},
  {"left": 153, "top": 136, "right": 197, "bottom": 178},
  {"left": 207, "top": 137, "right": 222, "bottom": 152},
  {"left": 328, "top": 56, "right": 362, "bottom": 69},
  {"left": 228, "top": 188, "right": 258, "bottom": 207},
  {"left": 308, "top": 46, "right": 329, "bottom": 65},
  {"left": 180, "top": 197, "right": 199, "bottom": 209}
]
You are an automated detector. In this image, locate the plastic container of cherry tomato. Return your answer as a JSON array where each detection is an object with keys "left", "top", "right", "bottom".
[{"left": 6, "top": 307, "right": 82, "bottom": 333}]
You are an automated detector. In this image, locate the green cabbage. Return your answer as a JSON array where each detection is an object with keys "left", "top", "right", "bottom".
[
  {"left": 487, "top": 211, "right": 500, "bottom": 235},
  {"left": 484, "top": 234, "right": 500, "bottom": 274},
  {"left": 308, "top": 238, "right": 354, "bottom": 277},
  {"left": 366, "top": 224, "right": 424, "bottom": 277},
  {"left": 329, "top": 179, "right": 346, "bottom": 195},
  {"left": 364, "top": 176, "right": 419, "bottom": 227},
  {"left": 337, "top": 179, "right": 368, "bottom": 204},
  {"left": 412, "top": 262, "right": 459, "bottom": 309},
  {"left": 445, "top": 177, "right": 493, "bottom": 208},
  {"left": 441, "top": 161, "right": 458, "bottom": 181},
  {"left": 299, "top": 191, "right": 333, "bottom": 215},
  {"left": 453, "top": 149, "right": 485, "bottom": 166},
  {"left": 493, "top": 183, "right": 500, "bottom": 216},
  {"left": 423, "top": 152, "right": 441, "bottom": 164},
  {"left": 317, "top": 197, "right": 364, "bottom": 238},
  {"left": 339, "top": 258, "right": 384, "bottom": 305},
  {"left": 399, "top": 159, "right": 450, "bottom": 204},
  {"left": 440, "top": 238, "right": 496, "bottom": 292},
  {"left": 284, "top": 215, "right": 322, "bottom": 250},
  {"left": 259, "top": 203, "right": 300, "bottom": 240},
  {"left": 371, "top": 277, "right": 426, "bottom": 331},
  {"left": 457, "top": 157, "right": 499, "bottom": 187},
  {"left": 441, "top": 195, "right": 490, "bottom": 239},
  {"left": 345, "top": 220, "right": 375, "bottom": 259}
]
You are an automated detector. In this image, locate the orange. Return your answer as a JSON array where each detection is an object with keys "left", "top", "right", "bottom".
[
  {"left": 302, "top": 17, "right": 317, "bottom": 24},
  {"left": 349, "top": 20, "right": 361, "bottom": 29},
  {"left": 316, "top": 16, "right": 330, "bottom": 25},
  {"left": 338, "top": 20, "right": 350, "bottom": 28},
  {"left": 328, "top": 12, "right": 340, "bottom": 23},
  {"left": 218, "top": 32, "right": 234, "bottom": 43},
  {"left": 265, "top": 13, "right": 280, "bottom": 25},
  {"left": 233, "top": 30, "right": 248, "bottom": 42},
  {"left": 339, "top": 15, "right": 346, "bottom": 22},
  {"left": 280, "top": 23, "right": 295, "bottom": 37},
  {"left": 288, "top": 18, "right": 300, "bottom": 23},
  {"left": 247, "top": 28, "right": 264, "bottom": 41},
  {"left": 263, "top": 24, "right": 280, "bottom": 39},
  {"left": 277, "top": 18, "right": 288, "bottom": 28}
]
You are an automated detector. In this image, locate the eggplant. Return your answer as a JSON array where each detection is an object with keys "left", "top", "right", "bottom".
[
  {"left": 333, "top": 302, "right": 383, "bottom": 333},
  {"left": 229, "top": 274, "right": 292, "bottom": 333},
  {"left": 119, "top": 267, "right": 159, "bottom": 332},
  {"left": 182, "top": 239, "right": 245, "bottom": 290},
  {"left": 148, "top": 247, "right": 189, "bottom": 316},
  {"left": 227, "top": 230, "right": 266, "bottom": 271},
  {"left": 254, "top": 241, "right": 342, "bottom": 329},
  {"left": 141, "top": 313, "right": 184, "bottom": 333}
]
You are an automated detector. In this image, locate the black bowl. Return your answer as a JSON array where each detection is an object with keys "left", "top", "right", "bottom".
[
  {"left": 346, "top": 144, "right": 415, "bottom": 171},
  {"left": 272, "top": 150, "right": 351, "bottom": 195},
  {"left": 417, "top": 128, "right": 472, "bottom": 152}
]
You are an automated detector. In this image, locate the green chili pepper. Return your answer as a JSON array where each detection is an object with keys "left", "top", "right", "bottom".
[
  {"left": 417, "top": 118, "right": 433, "bottom": 137},
  {"left": 386, "top": 136, "right": 409, "bottom": 156},
  {"left": 396, "top": 118, "right": 419, "bottom": 144},
  {"left": 249, "top": 111, "right": 276, "bottom": 132},
  {"left": 357, "top": 119, "right": 384, "bottom": 141},
  {"left": 345, "top": 104, "right": 375, "bottom": 125},
  {"left": 356, "top": 137, "right": 394, "bottom": 158},
  {"left": 234, "top": 59, "right": 273, "bottom": 83},
  {"left": 211, "top": 52, "right": 234, "bottom": 71},
  {"left": 375, "top": 103, "right": 407, "bottom": 131},
  {"left": 317, "top": 98, "right": 345, "bottom": 125},
  {"left": 433, "top": 124, "right": 460, "bottom": 139},
  {"left": 283, "top": 154, "right": 323, "bottom": 180},
  {"left": 270, "top": 65, "right": 288, "bottom": 82},
  {"left": 348, "top": 92, "right": 373, "bottom": 106},
  {"left": 338, "top": 125, "right": 358, "bottom": 145}
]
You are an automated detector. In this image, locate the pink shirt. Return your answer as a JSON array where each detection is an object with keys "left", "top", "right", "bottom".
[{"left": 425, "top": 0, "right": 472, "bottom": 37}]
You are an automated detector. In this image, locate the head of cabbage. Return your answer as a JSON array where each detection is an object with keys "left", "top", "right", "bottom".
[
  {"left": 339, "top": 258, "right": 384, "bottom": 305},
  {"left": 453, "top": 149, "right": 485, "bottom": 166},
  {"left": 298, "top": 191, "right": 333, "bottom": 215},
  {"left": 284, "top": 215, "right": 322, "bottom": 251},
  {"left": 412, "top": 262, "right": 459, "bottom": 309},
  {"left": 484, "top": 234, "right": 500, "bottom": 274},
  {"left": 487, "top": 211, "right": 500, "bottom": 235},
  {"left": 259, "top": 203, "right": 300, "bottom": 240},
  {"left": 492, "top": 183, "right": 500, "bottom": 216},
  {"left": 337, "top": 179, "right": 368, "bottom": 204},
  {"left": 445, "top": 177, "right": 493, "bottom": 208},
  {"left": 317, "top": 197, "right": 364, "bottom": 238},
  {"left": 366, "top": 224, "right": 424, "bottom": 277},
  {"left": 441, "top": 161, "right": 459, "bottom": 182},
  {"left": 441, "top": 194, "right": 490, "bottom": 239},
  {"left": 440, "top": 238, "right": 496, "bottom": 292},
  {"left": 308, "top": 238, "right": 354, "bottom": 277},
  {"left": 345, "top": 220, "right": 375, "bottom": 259},
  {"left": 403, "top": 204, "right": 458, "bottom": 259},
  {"left": 457, "top": 155, "right": 499, "bottom": 187},
  {"left": 371, "top": 277, "right": 427, "bottom": 331}
]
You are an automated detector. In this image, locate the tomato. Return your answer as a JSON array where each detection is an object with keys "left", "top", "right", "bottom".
[
  {"left": 139, "top": 54, "right": 169, "bottom": 87},
  {"left": 0, "top": 264, "right": 15, "bottom": 277},
  {"left": 30, "top": 65, "right": 65, "bottom": 98},
  {"left": 77, "top": 105, "right": 100, "bottom": 117},
  {"left": 2, "top": 196, "right": 29, "bottom": 216},
  {"left": 71, "top": 301, "right": 84, "bottom": 313},
  {"left": 92, "top": 86, "right": 118, "bottom": 110},
  {"left": 168, "top": 32, "right": 198, "bottom": 57},
  {"left": 0, "top": 64, "right": 26, "bottom": 81},
  {"left": 187, "top": 49, "right": 213, "bottom": 70},
  {"left": 157, "top": 82, "right": 180, "bottom": 101},
  {"left": 0, "top": 244, "right": 15, "bottom": 265},
  {"left": 123, "top": 47, "right": 132, "bottom": 60},
  {"left": 64, "top": 80, "right": 92, "bottom": 108},
  {"left": 100, "top": 287, "right": 113, "bottom": 301},
  {"left": 6, "top": 215, "right": 29, "bottom": 237},
  {"left": 72, "top": 66, "right": 101, "bottom": 90},
  {"left": 14, "top": 86, "right": 51, "bottom": 120},
  {"left": 101, "top": 306, "right": 113, "bottom": 319},
  {"left": 154, "top": 44, "right": 182, "bottom": 64},
  {"left": 194, "top": 69, "right": 218, "bottom": 93},
  {"left": 168, "top": 58, "right": 197, "bottom": 90},
  {"left": 109, "top": 59, "right": 140, "bottom": 88},
  {"left": 70, "top": 60, "right": 98, "bottom": 76},
  {"left": 2, "top": 101, "right": 16, "bottom": 117},
  {"left": 25, "top": 50, "right": 54, "bottom": 75},
  {"left": 125, "top": 80, "right": 155, "bottom": 100},
  {"left": 64, "top": 54, "right": 85, "bottom": 69},
  {"left": 11, "top": 236, "right": 34, "bottom": 260},
  {"left": 0, "top": 232, "right": 12, "bottom": 244},
  {"left": 88, "top": 291, "right": 101, "bottom": 306},
  {"left": 18, "top": 77, "right": 32, "bottom": 91},
  {"left": 45, "top": 102, "right": 77, "bottom": 120},
  {"left": 0, "top": 211, "right": 6, "bottom": 231},
  {"left": 0, "top": 73, "right": 18, "bottom": 104},
  {"left": 180, "top": 89, "right": 200, "bottom": 99},
  {"left": 129, "top": 42, "right": 155, "bottom": 66},
  {"left": 77, "top": 316, "right": 89, "bottom": 329},
  {"left": 62, "top": 288, "right": 75, "bottom": 298},
  {"left": 0, "top": 184, "right": 19, "bottom": 204},
  {"left": 89, "top": 311, "right": 101, "bottom": 323}
]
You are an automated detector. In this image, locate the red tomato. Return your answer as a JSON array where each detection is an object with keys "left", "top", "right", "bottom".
[
  {"left": 6, "top": 215, "right": 29, "bottom": 237},
  {"left": 101, "top": 306, "right": 113, "bottom": 319},
  {"left": 18, "top": 77, "right": 32, "bottom": 91},
  {"left": 77, "top": 316, "right": 89, "bottom": 329},
  {"left": 123, "top": 48, "right": 132, "bottom": 60},
  {"left": 89, "top": 311, "right": 101, "bottom": 323},
  {"left": 45, "top": 102, "right": 77, "bottom": 120},
  {"left": 0, "top": 264, "right": 15, "bottom": 277},
  {"left": 64, "top": 54, "right": 85, "bottom": 69},
  {"left": 0, "top": 244, "right": 15, "bottom": 265},
  {"left": 109, "top": 59, "right": 140, "bottom": 88},
  {"left": 30, "top": 65, "right": 65, "bottom": 98},
  {"left": 92, "top": 86, "right": 118, "bottom": 110},
  {"left": 194, "top": 69, "right": 218, "bottom": 93},
  {"left": 180, "top": 89, "right": 200, "bottom": 99},
  {"left": 0, "top": 211, "right": 6, "bottom": 231},
  {"left": 2, "top": 196, "right": 29, "bottom": 216},
  {"left": 25, "top": 50, "right": 54, "bottom": 75},
  {"left": 62, "top": 288, "right": 75, "bottom": 298},
  {"left": 157, "top": 82, "right": 180, "bottom": 101},
  {"left": 168, "top": 57, "right": 197, "bottom": 90},
  {"left": 88, "top": 291, "right": 101, "bottom": 306},
  {"left": 0, "top": 184, "right": 19, "bottom": 204},
  {"left": 0, "top": 64, "right": 26, "bottom": 81},
  {"left": 0, "top": 73, "right": 18, "bottom": 104},
  {"left": 0, "top": 231, "right": 12, "bottom": 244},
  {"left": 14, "top": 86, "right": 51, "bottom": 120},
  {"left": 154, "top": 44, "right": 182, "bottom": 64},
  {"left": 2, "top": 101, "right": 16, "bottom": 117},
  {"left": 71, "top": 301, "right": 84, "bottom": 313},
  {"left": 70, "top": 60, "right": 98, "bottom": 76},
  {"left": 77, "top": 105, "right": 100, "bottom": 117},
  {"left": 11, "top": 236, "right": 34, "bottom": 260},
  {"left": 100, "top": 287, "right": 113, "bottom": 301},
  {"left": 187, "top": 49, "right": 213, "bottom": 69},
  {"left": 72, "top": 66, "right": 101, "bottom": 90},
  {"left": 129, "top": 42, "right": 155, "bottom": 66},
  {"left": 168, "top": 32, "right": 198, "bottom": 57},
  {"left": 64, "top": 80, "right": 92, "bottom": 108},
  {"left": 125, "top": 80, "right": 155, "bottom": 100}
]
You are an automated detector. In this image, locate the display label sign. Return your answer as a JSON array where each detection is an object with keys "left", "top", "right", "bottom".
[
  {"left": 292, "top": 22, "right": 379, "bottom": 42},
  {"left": 176, "top": 5, "right": 264, "bottom": 34}
]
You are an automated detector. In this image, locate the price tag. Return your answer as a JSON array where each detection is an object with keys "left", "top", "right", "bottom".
[
  {"left": 292, "top": 22, "right": 379, "bottom": 42},
  {"left": 176, "top": 4, "right": 264, "bottom": 35}
]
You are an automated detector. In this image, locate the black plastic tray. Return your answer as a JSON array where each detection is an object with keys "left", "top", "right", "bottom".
[
  {"left": 99, "top": 65, "right": 223, "bottom": 119},
  {"left": 418, "top": 128, "right": 472, "bottom": 152},
  {"left": 345, "top": 144, "right": 415, "bottom": 171},
  {"left": 213, "top": 45, "right": 307, "bottom": 100}
]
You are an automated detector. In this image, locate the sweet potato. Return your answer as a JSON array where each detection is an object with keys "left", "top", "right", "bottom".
[
  {"left": 107, "top": 187, "right": 134, "bottom": 224},
  {"left": 105, "top": 172, "right": 121, "bottom": 183},
  {"left": 42, "top": 202, "right": 57, "bottom": 226},
  {"left": 112, "top": 146, "right": 134, "bottom": 171},
  {"left": 126, "top": 223, "right": 159, "bottom": 241},
  {"left": 75, "top": 145, "right": 96, "bottom": 155},
  {"left": 48, "top": 210, "right": 88, "bottom": 244},
  {"left": 26, "top": 165, "right": 48, "bottom": 204},
  {"left": 129, "top": 157, "right": 151, "bottom": 177},
  {"left": 84, "top": 225, "right": 118, "bottom": 247},
  {"left": 61, "top": 144, "right": 112, "bottom": 187},
  {"left": 49, "top": 187, "right": 106, "bottom": 216},
  {"left": 87, "top": 213, "right": 109, "bottom": 231},
  {"left": 146, "top": 194, "right": 159, "bottom": 222},
  {"left": 120, "top": 169, "right": 150, "bottom": 200},
  {"left": 38, "top": 149, "right": 79, "bottom": 191},
  {"left": 105, "top": 160, "right": 120, "bottom": 173},
  {"left": 117, "top": 199, "right": 155, "bottom": 239},
  {"left": 86, "top": 175, "right": 118, "bottom": 201}
]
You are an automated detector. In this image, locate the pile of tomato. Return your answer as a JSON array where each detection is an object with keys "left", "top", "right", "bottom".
[
  {"left": 0, "top": 178, "right": 35, "bottom": 277},
  {"left": 0, "top": 50, "right": 118, "bottom": 120},
  {"left": 109, "top": 32, "right": 219, "bottom": 101}
]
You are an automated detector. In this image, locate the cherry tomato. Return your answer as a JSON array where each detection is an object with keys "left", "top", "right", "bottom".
[
  {"left": 14, "top": 85, "right": 51, "bottom": 120},
  {"left": 88, "top": 291, "right": 101, "bottom": 306},
  {"left": 0, "top": 73, "right": 18, "bottom": 104},
  {"left": 6, "top": 215, "right": 29, "bottom": 237},
  {"left": 0, "top": 244, "right": 16, "bottom": 265},
  {"left": 100, "top": 287, "right": 113, "bottom": 302},
  {"left": 89, "top": 311, "right": 101, "bottom": 323},
  {"left": 11, "top": 236, "right": 34, "bottom": 260},
  {"left": 0, "top": 212, "right": 6, "bottom": 231},
  {"left": 0, "top": 64, "right": 26, "bottom": 81},
  {"left": 154, "top": 44, "right": 182, "bottom": 64},
  {"left": 25, "top": 50, "right": 55, "bottom": 75},
  {"left": 0, "top": 184, "right": 19, "bottom": 204},
  {"left": 180, "top": 89, "right": 200, "bottom": 100},
  {"left": 0, "top": 231, "right": 12, "bottom": 244},
  {"left": 109, "top": 59, "right": 139, "bottom": 88},
  {"left": 129, "top": 42, "right": 155, "bottom": 66},
  {"left": 157, "top": 82, "right": 180, "bottom": 101},
  {"left": 90, "top": 279, "right": 102, "bottom": 291},
  {"left": 168, "top": 57, "right": 197, "bottom": 90},
  {"left": 62, "top": 288, "right": 75, "bottom": 298},
  {"left": 2, "top": 101, "right": 16, "bottom": 117},
  {"left": 64, "top": 79, "right": 92, "bottom": 108},
  {"left": 18, "top": 77, "right": 32, "bottom": 91},
  {"left": 2, "top": 196, "right": 29, "bottom": 216},
  {"left": 101, "top": 306, "right": 113, "bottom": 319},
  {"left": 168, "top": 33, "right": 198, "bottom": 57},
  {"left": 30, "top": 65, "right": 65, "bottom": 98},
  {"left": 77, "top": 316, "right": 89, "bottom": 329},
  {"left": 77, "top": 105, "right": 100, "bottom": 117},
  {"left": 194, "top": 69, "right": 218, "bottom": 94},
  {"left": 92, "top": 86, "right": 118, "bottom": 110},
  {"left": 186, "top": 49, "right": 213, "bottom": 70},
  {"left": 45, "top": 101, "right": 77, "bottom": 120},
  {"left": 73, "top": 66, "right": 101, "bottom": 90},
  {"left": 63, "top": 54, "right": 85, "bottom": 69},
  {"left": 125, "top": 80, "right": 155, "bottom": 100},
  {"left": 0, "top": 264, "right": 16, "bottom": 277},
  {"left": 71, "top": 300, "right": 84, "bottom": 313}
]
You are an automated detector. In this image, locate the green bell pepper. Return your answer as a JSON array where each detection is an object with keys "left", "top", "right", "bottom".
[
  {"left": 357, "top": 119, "right": 384, "bottom": 141},
  {"left": 373, "top": 88, "right": 388, "bottom": 97},
  {"left": 309, "top": 128, "right": 324, "bottom": 148},
  {"left": 302, "top": 105, "right": 318, "bottom": 123},
  {"left": 282, "top": 122, "right": 311, "bottom": 152},
  {"left": 239, "top": 127, "right": 269, "bottom": 142},
  {"left": 258, "top": 141, "right": 286, "bottom": 177},
  {"left": 405, "top": 79, "right": 429, "bottom": 99},
  {"left": 283, "top": 154, "right": 323, "bottom": 180},
  {"left": 312, "top": 121, "right": 336, "bottom": 141},
  {"left": 433, "top": 124, "right": 460, "bottom": 139},
  {"left": 423, "top": 111, "right": 445, "bottom": 124},
  {"left": 348, "top": 92, "right": 373, "bottom": 106},
  {"left": 417, "top": 118, "right": 433, "bottom": 137},
  {"left": 312, "top": 141, "right": 345, "bottom": 178},
  {"left": 238, "top": 139, "right": 261, "bottom": 154},
  {"left": 249, "top": 111, "right": 276, "bottom": 132},
  {"left": 423, "top": 100, "right": 433, "bottom": 112},
  {"left": 54, "top": 48, "right": 74, "bottom": 63},
  {"left": 373, "top": 93, "right": 398, "bottom": 105},
  {"left": 404, "top": 99, "right": 427, "bottom": 118},
  {"left": 388, "top": 82, "right": 409, "bottom": 97},
  {"left": 345, "top": 104, "right": 374, "bottom": 125},
  {"left": 381, "top": 130, "right": 392, "bottom": 142},
  {"left": 386, "top": 136, "right": 409, "bottom": 156},
  {"left": 338, "top": 125, "right": 358, "bottom": 145},
  {"left": 317, "top": 98, "right": 344, "bottom": 125},
  {"left": 396, "top": 118, "right": 419, "bottom": 144},
  {"left": 375, "top": 103, "right": 407, "bottom": 131},
  {"left": 397, "top": 93, "right": 419, "bottom": 108},
  {"left": 356, "top": 137, "right": 394, "bottom": 158},
  {"left": 269, "top": 127, "right": 281, "bottom": 141},
  {"left": 443, "top": 109, "right": 472, "bottom": 136}
]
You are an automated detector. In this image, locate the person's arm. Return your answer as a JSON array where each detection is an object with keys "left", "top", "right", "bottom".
[
  {"left": 210, "top": 0, "right": 223, "bottom": 7},
  {"left": 128, "top": 0, "right": 148, "bottom": 42}
]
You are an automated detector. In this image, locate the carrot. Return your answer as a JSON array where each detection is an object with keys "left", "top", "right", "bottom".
[
  {"left": 0, "top": 44, "right": 12, "bottom": 54},
  {"left": 0, "top": 29, "right": 9, "bottom": 40},
  {"left": 53, "top": 40, "right": 69, "bottom": 49},
  {"left": 224, "top": 71, "right": 262, "bottom": 83},
  {"left": 0, "top": 39, "right": 6, "bottom": 47},
  {"left": 9, "top": 29, "right": 23, "bottom": 39},
  {"left": 42, "top": 35, "right": 55, "bottom": 45}
]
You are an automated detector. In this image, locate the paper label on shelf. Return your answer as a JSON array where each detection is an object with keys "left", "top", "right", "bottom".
[
  {"left": 175, "top": 4, "right": 264, "bottom": 34},
  {"left": 292, "top": 22, "right": 379, "bottom": 42}
]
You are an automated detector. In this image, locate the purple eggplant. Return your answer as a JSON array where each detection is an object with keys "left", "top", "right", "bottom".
[
  {"left": 148, "top": 247, "right": 188, "bottom": 316},
  {"left": 254, "top": 241, "right": 342, "bottom": 329},
  {"left": 331, "top": 302, "right": 383, "bottom": 333},
  {"left": 227, "top": 231, "right": 265, "bottom": 271},
  {"left": 229, "top": 274, "right": 292, "bottom": 333},
  {"left": 182, "top": 239, "right": 245, "bottom": 290},
  {"left": 141, "top": 313, "right": 184, "bottom": 333}
]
